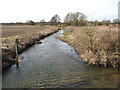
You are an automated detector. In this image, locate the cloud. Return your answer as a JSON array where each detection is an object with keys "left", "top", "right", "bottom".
[{"left": 0, "top": 0, "right": 119, "bottom": 22}]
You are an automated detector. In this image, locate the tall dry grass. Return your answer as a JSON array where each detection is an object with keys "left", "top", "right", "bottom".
[
  {"left": 2, "top": 25, "right": 59, "bottom": 70},
  {"left": 58, "top": 26, "right": 119, "bottom": 68}
]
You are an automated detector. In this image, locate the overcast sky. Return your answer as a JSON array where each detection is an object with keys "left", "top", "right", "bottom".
[{"left": 0, "top": 0, "right": 119, "bottom": 23}]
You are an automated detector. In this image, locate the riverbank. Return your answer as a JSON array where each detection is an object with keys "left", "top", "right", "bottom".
[
  {"left": 2, "top": 25, "right": 59, "bottom": 70},
  {"left": 57, "top": 26, "right": 119, "bottom": 69}
]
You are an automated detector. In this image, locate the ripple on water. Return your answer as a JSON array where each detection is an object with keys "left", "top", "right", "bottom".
[{"left": 2, "top": 30, "right": 119, "bottom": 88}]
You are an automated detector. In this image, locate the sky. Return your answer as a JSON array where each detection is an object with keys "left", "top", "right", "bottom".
[{"left": 0, "top": 0, "right": 119, "bottom": 23}]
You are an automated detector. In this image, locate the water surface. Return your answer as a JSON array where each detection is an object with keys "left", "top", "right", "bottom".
[{"left": 3, "top": 30, "right": 119, "bottom": 88}]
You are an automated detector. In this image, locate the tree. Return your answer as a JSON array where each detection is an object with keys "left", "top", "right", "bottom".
[
  {"left": 50, "top": 14, "right": 61, "bottom": 26},
  {"left": 64, "top": 12, "right": 75, "bottom": 26},
  {"left": 64, "top": 12, "right": 87, "bottom": 26},
  {"left": 78, "top": 14, "right": 87, "bottom": 26},
  {"left": 74, "top": 12, "right": 82, "bottom": 26},
  {"left": 97, "top": 21, "right": 103, "bottom": 26},
  {"left": 102, "top": 19, "right": 111, "bottom": 26},
  {"left": 113, "top": 19, "right": 119, "bottom": 26},
  {"left": 26, "top": 20, "right": 35, "bottom": 25},
  {"left": 40, "top": 19, "right": 45, "bottom": 23},
  {"left": 94, "top": 20, "right": 99, "bottom": 26},
  {"left": 40, "top": 19, "right": 45, "bottom": 26}
]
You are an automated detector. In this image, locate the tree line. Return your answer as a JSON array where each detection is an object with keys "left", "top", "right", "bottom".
[{"left": 1, "top": 12, "right": 119, "bottom": 26}]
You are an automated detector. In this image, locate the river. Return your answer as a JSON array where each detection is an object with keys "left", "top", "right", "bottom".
[{"left": 2, "top": 30, "right": 119, "bottom": 88}]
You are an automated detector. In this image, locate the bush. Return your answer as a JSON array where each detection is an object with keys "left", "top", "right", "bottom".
[{"left": 26, "top": 20, "right": 35, "bottom": 25}]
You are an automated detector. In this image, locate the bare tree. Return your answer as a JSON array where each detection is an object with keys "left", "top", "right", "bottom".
[
  {"left": 77, "top": 13, "right": 87, "bottom": 26},
  {"left": 40, "top": 19, "right": 45, "bottom": 26},
  {"left": 50, "top": 14, "right": 61, "bottom": 26},
  {"left": 40, "top": 19, "right": 45, "bottom": 22},
  {"left": 64, "top": 12, "right": 75, "bottom": 26},
  {"left": 64, "top": 12, "right": 87, "bottom": 26},
  {"left": 74, "top": 12, "right": 82, "bottom": 26}
]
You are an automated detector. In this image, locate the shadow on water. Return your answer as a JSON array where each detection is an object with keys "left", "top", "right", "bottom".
[{"left": 2, "top": 30, "right": 119, "bottom": 88}]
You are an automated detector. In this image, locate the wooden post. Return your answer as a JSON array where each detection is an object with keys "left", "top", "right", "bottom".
[{"left": 16, "top": 39, "right": 19, "bottom": 68}]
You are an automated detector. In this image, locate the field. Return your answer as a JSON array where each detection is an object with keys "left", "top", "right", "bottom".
[
  {"left": 2, "top": 25, "right": 119, "bottom": 69},
  {"left": 57, "top": 26, "right": 119, "bottom": 68},
  {"left": 2, "top": 25, "right": 51, "bottom": 37},
  {"left": 2, "top": 25, "right": 59, "bottom": 70}
]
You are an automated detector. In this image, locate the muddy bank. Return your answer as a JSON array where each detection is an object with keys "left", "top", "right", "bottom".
[
  {"left": 57, "top": 26, "right": 120, "bottom": 69},
  {"left": 2, "top": 26, "right": 60, "bottom": 70}
]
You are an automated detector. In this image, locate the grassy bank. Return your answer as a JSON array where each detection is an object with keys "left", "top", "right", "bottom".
[
  {"left": 2, "top": 25, "right": 59, "bottom": 70},
  {"left": 57, "top": 26, "right": 119, "bottom": 68}
]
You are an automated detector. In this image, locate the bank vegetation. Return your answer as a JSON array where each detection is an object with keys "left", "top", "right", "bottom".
[
  {"left": 2, "top": 25, "right": 59, "bottom": 70},
  {"left": 58, "top": 26, "right": 119, "bottom": 69}
]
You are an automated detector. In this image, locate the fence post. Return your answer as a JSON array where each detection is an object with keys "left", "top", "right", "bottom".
[{"left": 16, "top": 39, "right": 19, "bottom": 68}]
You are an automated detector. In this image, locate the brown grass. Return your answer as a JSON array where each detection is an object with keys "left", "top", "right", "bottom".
[
  {"left": 58, "top": 26, "right": 119, "bottom": 68},
  {"left": 2, "top": 25, "right": 49, "bottom": 37},
  {"left": 2, "top": 25, "right": 58, "bottom": 49},
  {"left": 2, "top": 25, "right": 59, "bottom": 70}
]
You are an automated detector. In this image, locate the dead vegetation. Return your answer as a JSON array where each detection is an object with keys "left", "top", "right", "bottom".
[
  {"left": 2, "top": 25, "right": 49, "bottom": 37},
  {"left": 58, "top": 26, "right": 119, "bottom": 68},
  {"left": 2, "top": 25, "right": 59, "bottom": 70}
]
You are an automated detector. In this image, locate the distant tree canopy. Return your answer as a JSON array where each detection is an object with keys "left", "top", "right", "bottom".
[
  {"left": 26, "top": 20, "right": 35, "bottom": 25},
  {"left": 40, "top": 19, "right": 45, "bottom": 23},
  {"left": 64, "top": 13, "right": 74, "bottom": 26},
  {"left": 50, "top": 14, "right": 61, "bottom": 25},
  {"left": 93, "top": 20, "right": 104, "bottom": 26},
  {"left": 7, "top": 13, "right": 114, "bottom": 26},
  {"left": 64, "top": 12, "right": 87, "bottom": 26},
  {"left": 88, "top": 19, "right": 112, "bottom": 26},
  {"left": 113, "top": 19, "right": 119, "bottom": 24},
  {"left": 101, "top": 19, "right": 111, "bottom": 26},
  {"left": 40, "top": 19, "right": 45, "bottom": 26}
]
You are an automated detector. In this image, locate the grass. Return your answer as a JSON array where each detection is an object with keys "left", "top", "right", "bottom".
[
  {"left": 2, "top": 25, "right": 54, "bottom": 37},
  {"left": 58, "top": 26, "right": 119, "bottom": 68},
  {"left": 2, "top": 25, "right": 59, "bottom": 70}
]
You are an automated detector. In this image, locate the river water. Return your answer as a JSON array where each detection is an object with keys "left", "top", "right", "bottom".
[{"left": 2, "top": 30, "right": 119, "bottom": 88}]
